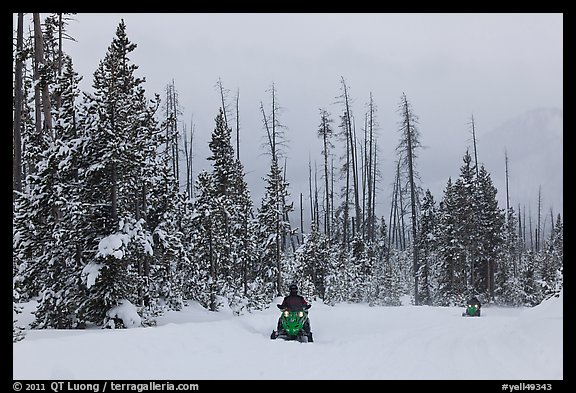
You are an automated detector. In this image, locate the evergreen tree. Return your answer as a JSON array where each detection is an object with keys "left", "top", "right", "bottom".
[
  {"left": 188, "top": 109, "right": 260, "bottom": 313},
  {"left": 349, "top": 234, "right": 372, "bottom": 303},
  {"left": 31, "top": 56, "right": 87, "bottom": 328},
  {"left": 474, "top": 165, "right": 505, "bottom": 301},
  {"left": 540, "top": 214, "right": 563, "bottom": 299},
  {"left": 451, "top": 151, "right": 477, "bottom": 300},
  {"left": 189, "top": 171, "right": 219, "bottom": 311},
  {"left": 495, "top": 207, "right": 524, "bottom": 305},
  {"left": 416, "top": 189, "right": 438, "bottom": 306},
  {"left": 256, "top": 158, "right": 293, "bottom": 299},
  {"left": 207, "top": 108, "right": 259, "bottom": 313},
  {"left": 324, "top": 248, "right": 354, "bottom": 305},
  {"left": 75, "top": 20, "right": 174, "bottom": 326},
  {"left": 146, "top": 163, "right": 188, "bottom": 315},
  {"left": 13, "top": 55, "right": 87, "bottom": 328},
  {"left": 370, "top": 217, "right": 402, "bottom": 306},
  {"left": 519, "top": 251, "right": 541, "bottom": 306},
  {"left": 435, "top": 178, "right": 463, "bottom": 305},
  {"left": 296, "top": 221, "right": 331, "bottom": 300}
]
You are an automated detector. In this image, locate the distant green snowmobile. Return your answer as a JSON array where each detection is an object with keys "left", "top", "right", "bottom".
[
  {"left": 270, "top": 304, "right": 313, "bottom": 343},
  {"left": 462, "top": 297, "right": 481, "bottom": 317}
]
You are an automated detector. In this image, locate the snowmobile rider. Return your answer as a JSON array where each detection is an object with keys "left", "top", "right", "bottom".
[
  {"left": 277, "top": 284, "right": 311, "bottom": 334},
  {"left": 468, "top": 296, "right": 481, "bottom": 309}
]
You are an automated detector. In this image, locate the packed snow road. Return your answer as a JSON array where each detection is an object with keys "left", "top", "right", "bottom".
[{"left": 13, "top": 294, "right": 562, "bottom": 380}]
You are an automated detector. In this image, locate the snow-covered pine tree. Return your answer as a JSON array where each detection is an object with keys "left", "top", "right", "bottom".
[
  {"left": 435, "top": 178, "right": 464, "bottom": 306},
  {"left": 75, "top": 20, "right": 170, "bottom": 327},
  {"left": 495, "top": 207, "right": 524, "bottom": 305},
  {"left": 323, "top": 248, "right": 350, "bottom": 306},
  {"left": 416, "top": 189, "right": 438, "bottom": 306},
  {"left": 186, "top": 109, "right": 260, "bottom": 313},
  {"left": 228, "top": 158, "right": 264, "bottom": 313},
  {"left": 349, "top": 234, "right": 372, "bottom": 303},
  {"left": 519, "top": 250, "right": 541, "bottom": 306},
  {"left": 539, "top": 213, "right": 563, "bottom": 300},
  {"left": 256, "top": 158, "right": 293, "bottom": 299},
  {"left": 17, "top": 35, "right": 38, "bottom": 189},
  {"left": 188, "top": 171, "right": 218, "bottom": 310},
  {"left": 145, "top": 162, "right": 188, "bottom": 315},
  {"left": 474, "top": 165, "right": 505, "bottom": 301},
  {"left": 369, "top": 217, "right": 402, "bottom": 306},
  {"left": 204, "top": 108, "right": 259, "bottom": 313},
  {"left": 449, "top": 151, "right": 478, "bottom": 303},
  {"left": 207, "top": 108, "right": 236, "bottom": 283},
  {"left": 295, "top": 221, "right": 330, "bottom": 300},
  {"left": 13, "top": 55, "right": 88, "bottom": 329},
  {"left": 31, "top": 56, "right": 87, "bottom": 328}
]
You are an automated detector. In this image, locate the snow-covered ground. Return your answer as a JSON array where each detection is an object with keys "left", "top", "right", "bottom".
[{"left": 13, "top": 292, "right": 563, "bottom": 380}]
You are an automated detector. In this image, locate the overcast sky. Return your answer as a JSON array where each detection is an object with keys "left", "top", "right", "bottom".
[{"left": 19, "top": 13, "right": 563, "bottom": 222}]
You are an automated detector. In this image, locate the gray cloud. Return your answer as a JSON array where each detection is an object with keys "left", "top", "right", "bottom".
[{"left": 33, "top": 12, "right": 562, "bottom": 220}]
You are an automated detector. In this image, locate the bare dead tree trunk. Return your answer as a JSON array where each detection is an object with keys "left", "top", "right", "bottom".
[
  {"left": 505, "top": 149, "right": 510, "bottom": 215},
  {"left": 343, "top": 120, "right": 350, "bottom": 249},
  {"left": 13, "top": 12, "right": 24, "bottom": 198},
  {"left": 183, "top": 121, "right": 194, "bottom": 200},
  {"left": 235, "top": 89, "right": 240, "bottom": 161},
  {"left": 58, "top": 13, "right": 63, "bottom": 76},
  {"left": 324, "top": 134, "right": 331, "bottom": 239},
  {"left": 32, "top": 14, "right": 43, "bottom": 144},
  {"left": 309, "top": 158, "right": 314, "bottom": 228},
  {"left": 367, "top": 93, "right": 375, "bottom": 241},
  {"left": 189, "top": 116, "right": 195, "bottom": 199},
  {"left": 401, "top": 93, "right": 420, "bottom": 305},
  {"left": 528, "top": 209, "right": 534, "bottom": 252},
  {"left": 260, "top": 102, "right": 273, "bottom": 159},
  {"left": 271, "top": 83, "right": 276, "bottom": 158},
  {"left": 319, "top": 109, "right": 332, "bottom": 240},
  {"left": 372, "top": 144, "right": 378, "bottom": 242},
  {"left": 300, "top": 193, "right": 304, "bottom": 244},
  {"left": 362, "top": 117, "right": 367, "bottom": 238},
  {"left": 216, "top": 77, "right": 230, "bottom": 127},
  {"left": 340, "top": 77, "right": 361, "bottom": 239},
  {"left": 388, "top": 161, "right": 399, "bottom": 251},
  {"left": 352, "top": 115, "right": 361, "bottom": 237},
  {"left": 314, "top": 161, "right": 319, "bottom": 229},
  {"left": 470, "top": 114, "right": 479, "bottom": 177},
  {"left": 33, "top": 13, "right": 53, "bottom": 138},
  {"left": 55, "top": 13, "right": 63, "bottom": 110},
  {"left": 283, "top": 159, "right": 297, "bottom": 251},
  {"left": 172, "top": 81, "right": 180, "bottom": 187},
  {"left": 183, "top": 122, "right": 190, "bottom": 198},
  {"left": 331, "top": 158, "right": 335, "bottom": 243},
  {"left": 536, "top": 186, "right": 542, "bottom": 252}
]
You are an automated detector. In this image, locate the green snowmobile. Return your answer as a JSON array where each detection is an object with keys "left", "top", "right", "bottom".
[
  {"left": 270, "top": 304, "right": 313, "bottom": 343},
  {"left": 462, "top": 297, "right": 481, "bottom": 317}
]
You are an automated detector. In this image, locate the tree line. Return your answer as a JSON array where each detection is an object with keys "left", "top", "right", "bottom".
[{"left": 13, "top": 16, "right": 563, "bottom": 339}]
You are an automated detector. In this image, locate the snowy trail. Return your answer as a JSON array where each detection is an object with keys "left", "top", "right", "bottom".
[{"left": 13, "top": 295, "right": 562, "bottom": 380}]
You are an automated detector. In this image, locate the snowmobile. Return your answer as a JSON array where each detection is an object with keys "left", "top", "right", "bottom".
[
  {"left": 270, "top": 304, "right": 313, "bottom": 343},
  {"left": 462, "top": 301, "right": 481, "bottom": 317}
]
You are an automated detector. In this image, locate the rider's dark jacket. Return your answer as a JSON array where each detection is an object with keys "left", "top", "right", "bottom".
[
  {"left": 280, "top": 294, "right": 309, "bottom": 310},
  {"left": 467, "top": 297, "right": 481, "bottom": 308}
]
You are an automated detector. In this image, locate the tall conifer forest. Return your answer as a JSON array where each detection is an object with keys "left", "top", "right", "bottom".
[{"left": 13, "top": 16, "right": 563, "bottom": 337}]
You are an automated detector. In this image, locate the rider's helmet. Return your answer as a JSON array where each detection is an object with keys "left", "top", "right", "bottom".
[{"left": 289, "top": 284, "right": 298, "bottom": 295}]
